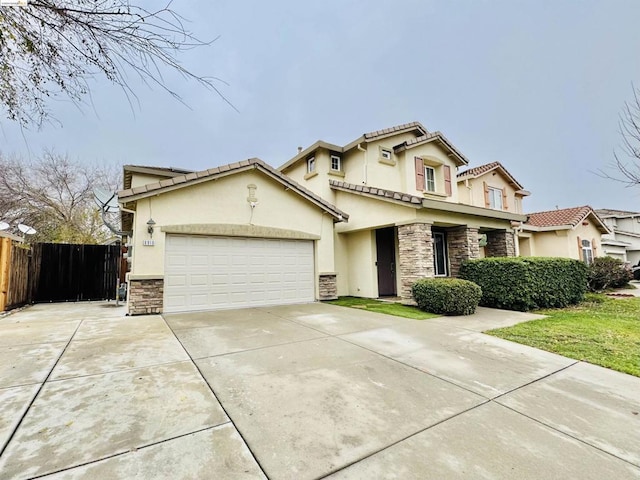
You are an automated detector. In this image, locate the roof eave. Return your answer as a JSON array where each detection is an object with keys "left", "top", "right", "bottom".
[
  {"left": 119, "top": 159, "right": 348, "bottom": 222},
  {"left": 396, "top": 135, "right": 468, "bottom": 166}
]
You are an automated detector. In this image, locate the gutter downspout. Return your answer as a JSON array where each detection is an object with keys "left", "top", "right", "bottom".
[
  {"left": 513, "top": 221, "right": 524, "bottom": 257},
  {"left": 357, "top": 143, "right": 367, "bottom": 185}
]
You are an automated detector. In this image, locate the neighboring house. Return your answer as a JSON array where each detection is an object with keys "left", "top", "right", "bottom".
[
  {"left": 595, "top": 209, "right": 640, "bottom": 265},
  {"left": 518, "top": 206, "right": 610, "bottom": 263},
  {"left": 120, "top": 121, "right": 528, "bottom": 315},
  {"left": 279, "top": 122, "right": 526, "bottom": 304}
]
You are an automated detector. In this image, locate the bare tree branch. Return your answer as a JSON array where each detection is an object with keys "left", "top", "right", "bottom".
[
  {"left": 598, "top": 85, "right": 640, "bottom": 186},
  {"left": 0, "top": 0, "right": 235, "bottom": 127}
]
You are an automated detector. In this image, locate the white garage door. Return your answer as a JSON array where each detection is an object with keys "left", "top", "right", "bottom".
[{"left": 164, "top": 234, "right": 315, "bottom": 313}]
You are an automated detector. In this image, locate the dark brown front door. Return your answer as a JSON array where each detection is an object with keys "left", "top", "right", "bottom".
[{"left": 376, "top": 228, "right": 396, "bottom": 296}]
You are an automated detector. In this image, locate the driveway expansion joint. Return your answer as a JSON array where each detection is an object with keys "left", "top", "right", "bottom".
[
  {"left": 163, "top": 314, "right": 270, "bottom": 480},
  {"left": 0, "top": 317, "right": 84, "bottom": 458}
]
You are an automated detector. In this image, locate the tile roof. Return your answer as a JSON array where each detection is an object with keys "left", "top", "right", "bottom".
[
  {"left": 329, "top": 180, "right": 423, "bottom": 205},
  {"left": 457, "top": 161, "right": 501, "bottom": 177},
  {"left": 526, "top": 206, "right": 594, "bottom": 228},
  {"left": 457, "top": 161, "right": 525, "bottom": 191},
  {"left": 124, "top": 165, "right": 192, "bottom": 174},
  {"left": 330, "top": 180, "right": 528, "bottom": 222},
  {"left": 123, "top": 165, "right": 193, "bottom": 192},
  {"left": 594, "top": 208, "right": 640, "bottom": 218},
  {"left": 394, "top": 131, "right": 469, "bottom": 166},
  {"left": 119, "top": 158, "right": 348, "bottom": 221},
  {"left": 363, "top": 121, "right": 427, "bottom": 140}
]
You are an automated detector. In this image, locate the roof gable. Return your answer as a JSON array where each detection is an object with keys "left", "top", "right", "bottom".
[
  {"left": 457, "top": 161, "right": 526, "bottom": 192},
  {"left": 525, "top": 206, "right": 609, "bottom": 233},
  {"left": 118, "top": 158, "right": 348, "bottom": 222},
  {"left": 393, "top": 131, "right": 469, "bottom": 166}
]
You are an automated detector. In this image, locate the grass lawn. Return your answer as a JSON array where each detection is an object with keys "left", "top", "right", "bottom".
[
  {"left": 327, "top": 297, "right": 439, "bottom": 320},
  {"left": 487, "top": 294, "right": 640, "bottom": 377}
]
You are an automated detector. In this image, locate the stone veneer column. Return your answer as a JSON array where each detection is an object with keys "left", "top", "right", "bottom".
[
  {"left": 447, "top": 227, "right": 480, "bottom": 277},
  {"left": 485, "top": 230, "right": 516, "bottom": 257},
  {"left": 318, "top": 274, "right": 338, "bottom": 301},
  {"left": 397, "top": 223, "right": 434, "bottom": 305},
  {"left": 128, "top": 278, "right": 164, "bottom": 315}
]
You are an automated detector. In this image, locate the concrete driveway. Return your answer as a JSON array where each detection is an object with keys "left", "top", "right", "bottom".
[{"left": 0, "top": 302, "right": 638, "bottom": 479}]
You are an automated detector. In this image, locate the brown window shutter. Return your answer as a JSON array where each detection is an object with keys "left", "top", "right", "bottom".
[
  {"left": 592, "top": 238, "right": 597, "bottom": 257},
  {"left": 415, "top": 157, "right": 425, "bottom": 190},
  {"left": 502, "top": 188, "right": 508, "bottom": 210},
  {"left": 443, "top": 165, "right": 452, "bottom": 196},
  {"left": 483, "top": 181, "right": 489, "bottom": 207},
  {"left": 576, "top": 236, "right": 583, "bottom": 260}
]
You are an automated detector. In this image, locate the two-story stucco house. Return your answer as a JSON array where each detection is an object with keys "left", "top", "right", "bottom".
[
  {"left": 119, "top": 121, "right": 529, "bottom": 314},
  {"left": 278, "top": 122, "right": 527, "bottom": 304}
]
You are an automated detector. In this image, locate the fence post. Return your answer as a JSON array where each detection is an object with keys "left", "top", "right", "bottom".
[{"left": 0, "top": 238, "right": 12, "bottom": 311}]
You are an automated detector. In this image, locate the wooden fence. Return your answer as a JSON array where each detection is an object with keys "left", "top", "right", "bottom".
[
  {"left": 0, "top": 240, "right": 121, "bottom": 311},
  {"left": 0, "top": 238, "right": 31, "bottom": 311}
]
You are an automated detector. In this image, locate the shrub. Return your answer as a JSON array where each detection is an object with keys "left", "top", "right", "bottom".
[
  {"left": 587, "top": 257, "right": 633, "bottom": 292},
  {"left": 412, "top": 278, "right": 482, "bottom": 316},
  {"left": 459, "top": 257, "right": 587, "bottom": 311}
]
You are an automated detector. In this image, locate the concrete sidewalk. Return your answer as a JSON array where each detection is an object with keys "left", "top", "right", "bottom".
[{"left": 0, "top": 302, "right": 639, "bottom": 479}]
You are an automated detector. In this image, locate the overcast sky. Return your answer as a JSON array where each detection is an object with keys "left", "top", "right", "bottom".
[{"left": 2, "top": 0, "right": 640, "bottom": 212}]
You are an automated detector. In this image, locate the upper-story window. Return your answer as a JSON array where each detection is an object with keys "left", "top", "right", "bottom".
[
  {"left": 379, "top": 146, "right": 395, "bottom": 165},
  {"left": 415, "top": 157, "right": 452, "bottom": 197},
  {"left": 488, "top": 187, "right": 503, "bottom": 209},
  {"left": 424, "top": 166, "right": 436, "bottom": 192},
  {"left": 307, "top": 156, "right": 315, "bottom": 173},
  {"left": 330, "top": 154, "right": 341, "bottom": 171}
]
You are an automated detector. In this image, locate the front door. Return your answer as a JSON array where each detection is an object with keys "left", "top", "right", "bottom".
[{"left": 376, "top": 228, "right": 397, "bottom": 296}]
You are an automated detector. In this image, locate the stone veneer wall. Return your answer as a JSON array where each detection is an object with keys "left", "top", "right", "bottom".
[
  {"left": 319, "top": 274, "right": 338, "bottom": 301},
  {"left": 485, "top": 230, "right": 516, "bottom": 257},
  {"left": 397, "top": 223, "right": 434, "bottom": 304},
  {"left": 447, "top": 227, "right": 480, "bottom": 277},
  {"left": 128, "top": 278, "right": 164, "bottom": 315}
]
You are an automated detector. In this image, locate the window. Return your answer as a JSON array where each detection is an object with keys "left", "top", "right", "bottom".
[
  {"left": 433, "top": 232, "right": 448, "bottom": 276},
  {"left": 488, "top": 187, "right": 503, "bottom": 209},
  {"left": 381, "top": 148, "right": 392, "bottom": 161},
  {"left": 582, "top": 239, "right": 593, "bottom": 265},
  {"left": 330, "top": 154, "right": 341, "bottom": 171},
  {"left": 424, "top": 166, "right": 436, "bottom": 192},
  {"left": 306, "top": 156, "right": 315, "bottom": 173}
]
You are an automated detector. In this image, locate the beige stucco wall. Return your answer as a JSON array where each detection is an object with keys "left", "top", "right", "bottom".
[
  {"left": 130, "top": 173, "right": 170, "bottom": 189},
  {"left": 526, "top": 221, "right": 604, "bottom": 260},
  {"left": 282, "top": 133, "right": 462, "bottom": 206},
  {"left": 127, "top": 170, "right": 336, "bottom": 297},
  {"left": 461, "top": 174, "right": 525, "bottom": 214},
  {"left": 333, "top": 191, "right": 418, "bottom": 233},
  {"left": 343, "top": 230, "right": 377, "bottom": 298}
]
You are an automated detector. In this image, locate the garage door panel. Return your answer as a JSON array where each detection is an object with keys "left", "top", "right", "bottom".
[
  {"left": 190, "top": 274, "right": 208, "bottom": 286},
  {"left": 164, "top": 235, "right": 315, "bottom": 313}
]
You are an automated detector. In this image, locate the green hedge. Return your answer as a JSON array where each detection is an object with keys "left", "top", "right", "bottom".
[
  {"left": 412, "top": 278, "right": 482, "bottom": 316},
  {"left": 459, "top": 257, "right": 587, "bottom": 311}
]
